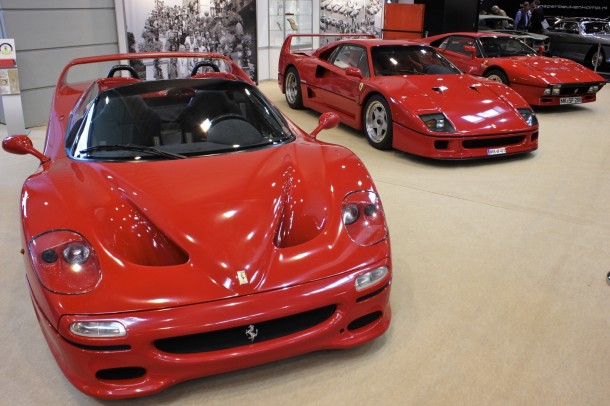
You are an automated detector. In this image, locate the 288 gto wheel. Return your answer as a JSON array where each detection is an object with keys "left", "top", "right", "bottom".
[
  {"left": 484, "top": 69, "right": 509, "bottom": 85},
  {"left": 284, "top": 67, "right": 303, "bottom": 109},
  {"left": 364, "top": 95, "right": 393, "bottom": 150}
]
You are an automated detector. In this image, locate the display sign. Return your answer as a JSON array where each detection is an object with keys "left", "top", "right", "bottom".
[
  {"left": 0, "top": 38, "right": 25, "bottom": 133},
  {"left": 0, "top": 68, "right": 20, "bottom": 95},
  {"left": 0, "top": 39, "right": 16, "bottom": 67}
]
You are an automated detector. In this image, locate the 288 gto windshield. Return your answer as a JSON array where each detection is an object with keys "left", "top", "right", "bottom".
[
  {"left": 68, "top": 79, "right": 294, "bottom": 160},
  {"left": 480, "top": 36, "right": 536, "bottom": 57}
]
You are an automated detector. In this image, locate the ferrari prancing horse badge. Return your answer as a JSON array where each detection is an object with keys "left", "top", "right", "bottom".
[{"left": 237, "top": 270, "right": 249, "bottom": 285}]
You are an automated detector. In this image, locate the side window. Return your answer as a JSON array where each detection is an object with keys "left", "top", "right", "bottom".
[
  {"left": 66, "top": 83, "right": 99, "bottom": 149},
  {"left": 332, "top": 45, "right": 359, "bottom": 68},
  {"left": 356, "top": 49, "right": 370, "bottom": 78},
  {"left": 319, "top": 46, "right": 337, "bottom": 62},
  {"left": 331, "top": 45, "right": 369, "bottom": 77},
  {"left": 445, "top": 37, "right": 475, "bottom": 56}
]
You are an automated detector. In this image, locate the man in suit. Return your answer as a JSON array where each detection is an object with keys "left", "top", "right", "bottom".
[{"left": 529, "top": 0, "right": 546, "bottom": 34}]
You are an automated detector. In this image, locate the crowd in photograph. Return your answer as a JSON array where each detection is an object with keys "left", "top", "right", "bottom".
[{"left": 130, "top": 0, "right": 256, "bottom": 80}]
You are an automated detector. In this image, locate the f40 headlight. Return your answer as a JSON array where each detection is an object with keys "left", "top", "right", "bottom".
[
  {"left": 517, "top": 108, "right": 538, "bottom": 126},
  {"left": 419, "top": 113, "right": 455, "bottom": 133}
]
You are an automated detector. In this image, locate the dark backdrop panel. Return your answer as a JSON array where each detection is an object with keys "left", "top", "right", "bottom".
[
  {"left": 416, "top": 0, "right": 480, "bottom": 36},
  {"left": 444, "top": 0, "right": 480, "bottom": 32}
]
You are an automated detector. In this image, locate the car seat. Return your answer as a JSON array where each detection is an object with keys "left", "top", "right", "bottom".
[
  {"left": 180, "top": 90, "right": 242, "bottom": 141},
  {"left": 90, "top": 94, "right": 160, "bottom": 147}
]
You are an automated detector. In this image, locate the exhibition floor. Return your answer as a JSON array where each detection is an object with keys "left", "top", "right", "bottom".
[{"left": 2, "top": 80, "right": 610, "bottom": 405}]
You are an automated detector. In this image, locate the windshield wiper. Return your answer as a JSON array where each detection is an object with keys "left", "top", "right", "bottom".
[
  {"left": 396, "top": 69, "right": 424, "bottom": 75},
  {"left": 79, "top": 144, "right": 187, "bottom": 159},
  {"left": 378, "top": 69, "right": 423, "bottom": 76}
]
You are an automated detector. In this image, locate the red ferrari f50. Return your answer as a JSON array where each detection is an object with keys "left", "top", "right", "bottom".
[{"left": 2, "top": 53, "right": 391, "bottom": 399}]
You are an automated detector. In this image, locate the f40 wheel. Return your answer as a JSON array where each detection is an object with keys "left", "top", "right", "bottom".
[
  {"left": 363, "top": 95, "right": 393, "bottom": 150},
  {"left": 284, "top": 67, "right": 303, "bottom": 109}
]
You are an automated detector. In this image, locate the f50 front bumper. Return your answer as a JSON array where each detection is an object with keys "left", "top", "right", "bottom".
[{"left": 31, "top": 259, "right": 392, "bottom": 399}]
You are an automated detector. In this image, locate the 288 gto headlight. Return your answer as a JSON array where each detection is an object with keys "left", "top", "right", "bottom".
[
  {"left": 28, "top": 230, "right": 101, "bottom": 294},
  {"left": 543, "top": 85, "right": 561, "bottom": 96},
  {"left": 342, "top": 191, "right": 388, "bottom": 246},
  {"left": 517, "top": 108, "right": 538, "bottom": 126},
  {"left": 587, "top": 84, "right": 600, "bottom": 94},
  {"left": 419, "top": 113, "right": 455, "bottom": 133}
]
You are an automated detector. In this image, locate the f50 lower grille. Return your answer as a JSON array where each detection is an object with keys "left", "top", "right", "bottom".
[{"left": 154, "top": 305, "right": 337, "bottom": 354}]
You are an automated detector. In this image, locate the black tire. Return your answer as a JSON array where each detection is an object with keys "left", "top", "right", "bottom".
[
  {"left": 586, "top": 47, "right": 606, "bottom": 70},
  {"left": 363, "top": 95, "right": 393, "bottom": 150},
  {"left": 284, "top": 67, "right": 303, "bottom": 109},
  {"left": 484, "top": 69, "right": 509, "bottom": 85}
]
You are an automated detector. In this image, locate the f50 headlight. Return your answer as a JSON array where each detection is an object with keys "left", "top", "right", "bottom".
[
  {"left": 419, "top": 113, "right": 455, "bottom": 133},
  {"left": 517, "top": 108, "right": 538, "bottom": 126},
  {"left": 355, "top": 266, "right": 389, "bottom": 291},
  {"left": 70, "top": 321, "right": 126, "bottom": 338},
  {"left": 342, "top": 191, "right": 388, "bottom": 246},
  {"left": 28, "top": 230, "right": 101, "bottom": 294}
]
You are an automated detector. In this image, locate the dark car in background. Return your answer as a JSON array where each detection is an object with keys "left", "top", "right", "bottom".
[
  {"left": 478, "top": 14, "right": 551, "bottom": 53},
  {"left": 546, "top": 17, "right": 610, "bottom": 70}
]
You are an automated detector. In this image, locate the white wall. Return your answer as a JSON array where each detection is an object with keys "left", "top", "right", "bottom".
[
  {"left": 1, "top": 0, "right": 316, "bottom": 126},
  {"left": 0, "top": 0, "right": 119, "bottom": 127}
]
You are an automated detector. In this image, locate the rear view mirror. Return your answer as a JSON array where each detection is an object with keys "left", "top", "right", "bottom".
[
  {"left": 309, "top": 112, "right": 340, "bottom": 139},
  {"left": 464, "top": 45, "right": 477, "bottom": 58},
  {"left": 2, "top": 134, "right": 49, "bottom": 163},
  {"left": 345, "top": 67, "right": 363, "bottom": 79}
]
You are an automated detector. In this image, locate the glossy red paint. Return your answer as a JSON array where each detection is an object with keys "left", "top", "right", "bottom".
[
  {"left": 419, "top": 32, "right": 607, "bottom": 107},
  {"left": 278, "top": 35, "right": 539, "bottom": 159},
  {"left": 3, "top": 53, "right": 391, "bottom": 399}
]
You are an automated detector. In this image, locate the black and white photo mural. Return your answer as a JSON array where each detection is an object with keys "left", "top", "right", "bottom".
[
  {"left": 319, "top": 0, "right": 384, "bottom": 44},
  {"left": 123, "top": 0, "right": 257, "bottom": 81}
]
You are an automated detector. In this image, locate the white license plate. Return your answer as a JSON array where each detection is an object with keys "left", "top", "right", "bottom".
[
  {"left": 560, "top": 96, "right": 582, "bottom": 105},
  {"left": 488, "top": 147, "right": 506, "bottom": 156}
]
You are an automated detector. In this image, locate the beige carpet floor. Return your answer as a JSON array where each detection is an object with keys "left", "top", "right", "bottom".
[{"left": 2, "top": 80, "right": 610, "bottom": 405}]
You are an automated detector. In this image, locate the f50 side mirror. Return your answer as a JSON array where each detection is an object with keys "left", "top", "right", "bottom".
[{"left": 2, "top": 135, "right": 49, "bottom": 163}]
